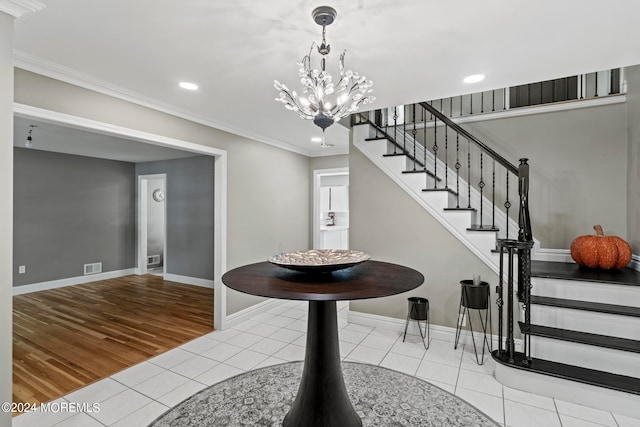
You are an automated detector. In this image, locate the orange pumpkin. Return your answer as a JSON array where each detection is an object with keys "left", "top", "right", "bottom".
[{"left": 570, "top": 225, "right": 632, "bottom": 269}]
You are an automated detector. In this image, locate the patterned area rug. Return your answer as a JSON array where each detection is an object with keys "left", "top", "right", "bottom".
[{"left": 150, "top": 361, "right": 499, "bottom": 426}]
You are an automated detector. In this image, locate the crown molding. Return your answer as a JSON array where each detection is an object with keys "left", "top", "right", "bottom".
[
  {"left": 0, "top": 0, "right": 44, "bottom": 19},
  {"left": 13, "top": 50, "right": 314, "bottom": 157}
]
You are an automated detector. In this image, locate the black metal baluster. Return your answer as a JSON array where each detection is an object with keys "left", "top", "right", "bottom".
[
  {"left": 481, "top": 91, "right": 484, "bottom": 113},
  {"left": 492, "top": 90, "right": 495, "bottom": 112},
  {"left": 595, "top": 72, "right": 599, "bottom": 97},
  {"left": 497, "top": 245, "right": 504, "bottom": 354},
  {"left": 539, "top": 82, "right": 543, "bottom": 105},
  {"left": 470, "top": 93, "right": 473, "bottom": 115},
  {"left": 552, "top": 79, "right": 556, "bottom": 102},
  {"left": 393, "top": 107, "right": 398, "bottom": 155},
  {"left": 492, "top": 159, "right": 496, "bottom": 230},
  {"left": 580, "top": 75, "right": 584, "bottom": 99},
  {"left": 449, "top": 97, "right": 453, "bottom": 117},
  {"left": 479, "top": 152, "right": 484, "bottom": 228},
  {"left": 444, "top": 126, "right": 449, "bottom": 189},
  {"left": 459, "top": 95, "right": 463, "bottom": 116},
  {"left": 412, "top": 105, "right": 417, "bottom": 170},
  {"left": 403, "top": 105, "right": 407, "bottom": 153},
  {"left": 455, "top": 134, "right": 460, "bottom": 208},
  {"left": 467, "top": 139, "right": 471, "bottom": 208},
  {"left": 503, "top": 88, "right": 507, "bottom": 110},
  {"left": 433, "top": 117, "right": 439, "bottom": 188},
  {"left": 505, "top": 172, "right": 510, "bottom": 240},
  {"left": 423, "top": 106, "right": 427, "bottom": 174}
]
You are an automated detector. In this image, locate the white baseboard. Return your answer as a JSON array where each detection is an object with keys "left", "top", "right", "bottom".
[
  {"left": 163, "top": 273, "right": 214, "bottom": 288},
  {"left": 531, "top": 248, "right": 573, "bottom": 263},
  {"left": 347, "top": 309, "right": 522, "bottom": 352},
  {"left": 13, "top": 268, "right": 137, "bottom": 295},
  {"left": 225, "top": 298, "right": 284, "bottom": 329}
]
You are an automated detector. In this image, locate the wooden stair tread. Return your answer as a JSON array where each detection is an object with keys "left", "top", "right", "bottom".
[
  {"left": 402, "top": 168, "right": 442, "bottom": 181},
  {"left": 444, "top": 207, "right": 476, "bottom": 212},
  {"left": 492, "top": 351, "right": 640, "bottom": 395},
  {"left": 530, "top": 295, "right": 640, "bottom": 318},
  {"left": 521, "top": 323, "right": 640, "bottom": 353},
  {"left": 422, "top": 187, "right": 457, "bottom": 196},
  {"left": 531, "top": 261, "right": 640, "bottom": 287},
  {"left": 467, "top": 225, "right": 499, "bottom": 232}
]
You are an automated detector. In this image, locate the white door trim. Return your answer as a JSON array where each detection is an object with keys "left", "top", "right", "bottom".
[
  {"left": 13, "top": 103, "right": 229, "bottom": 330},
  {"left": 312, "top": 167, "right": 349, "bottom": 249},
  {"left": 137, "top": 173, "right": 166, "bottom": 276}
]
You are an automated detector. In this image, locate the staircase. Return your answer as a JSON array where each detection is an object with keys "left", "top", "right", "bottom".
[
  {"left": 351, "top": 104, "right": 640, "bottom": 418},
  {"left": 494, "top": 260, "right": 640, "bottom": 417}
]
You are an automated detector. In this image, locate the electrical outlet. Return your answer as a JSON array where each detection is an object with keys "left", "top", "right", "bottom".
[
  {"left": 18, "top": 265, "right": 26, "bottom": 274},
  {"left": 458, "top": 313, "right": 466, "bottom": 327}
]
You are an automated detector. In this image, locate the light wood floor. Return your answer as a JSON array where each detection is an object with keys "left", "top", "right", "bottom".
[{"left": 13, "top": 275, "right": 214, "bottom": 405}]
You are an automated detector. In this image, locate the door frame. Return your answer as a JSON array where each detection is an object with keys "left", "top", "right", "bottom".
[
  {"left": 137, "top": 173, "right": 167, "bottom": 276},
  {"left": 312, "top": 167, "right": 349, "bottom": 249},
  {"left": 14, "top": 103, "right": 229, "bottom": 330}
]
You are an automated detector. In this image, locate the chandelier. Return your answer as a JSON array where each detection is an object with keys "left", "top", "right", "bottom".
[{"left": 274, "top": 6, "right": 375, "bottom": 136}]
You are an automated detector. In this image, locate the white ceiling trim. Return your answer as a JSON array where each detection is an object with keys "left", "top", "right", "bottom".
[
  {"left": 0, "top": 0, "right": 43, "bottom": 19},
  {"left": 14, "top": 50, "right": 318, "bottom": 157}
]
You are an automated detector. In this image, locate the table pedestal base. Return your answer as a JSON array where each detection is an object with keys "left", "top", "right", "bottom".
[{"left": 283, "top": 301, "right": 361, "bottom": 427}]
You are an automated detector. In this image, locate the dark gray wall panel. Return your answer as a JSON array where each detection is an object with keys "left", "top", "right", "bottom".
[
  {"left": 136, "top": 156, "right": 214, "bottom": 280},
  {"left": 13, "top": 148, "right": 136, "bottom": 286}
]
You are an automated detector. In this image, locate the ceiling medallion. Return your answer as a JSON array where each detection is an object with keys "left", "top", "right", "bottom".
[{"left": 274, "top": 6, "right": 375, "bottom": 141}]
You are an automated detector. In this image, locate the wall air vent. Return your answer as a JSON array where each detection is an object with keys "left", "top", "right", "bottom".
[
  {"left": 147, "top": 255, "right": 160, "bottom": 266},
  {"left": 83, "top": 262, "right": 102, "bottom": 275}
]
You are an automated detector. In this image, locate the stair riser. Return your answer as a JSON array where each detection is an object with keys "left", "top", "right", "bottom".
[
  {"left": 532, "top": 277, "right": 640, "bottom": 307},
  {"left": 531, "top": 306, "right": 640, "bottom": 340},
  {"left": 365, "top": 138, "right": 389, "bottom": 158},
  {"left": 530, "top": 336, "right": 640, "bottom": 377}
]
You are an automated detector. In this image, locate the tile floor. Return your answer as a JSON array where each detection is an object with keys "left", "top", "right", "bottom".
[{"left": 13, "top": 301, "right": 640, "bottom": 427}]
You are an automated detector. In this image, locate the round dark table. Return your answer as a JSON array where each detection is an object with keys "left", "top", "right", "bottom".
[{"left": 222, "top": 260, "right": 424, "bottom": 427}]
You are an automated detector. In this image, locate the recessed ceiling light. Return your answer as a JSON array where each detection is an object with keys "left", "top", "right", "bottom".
[
  {"left": 311, "top": 136, "right": 323, "bottom": 142},
  {"left": 179, "top": 81, "right": 199, "bottom": 91},
  {"left": 463, "top": 74, "right": 485, "bottom": 84}
]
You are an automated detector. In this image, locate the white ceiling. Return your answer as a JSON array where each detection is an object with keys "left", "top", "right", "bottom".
[{"left": 12, "top": 0, "right": 640, "bottom": 157}]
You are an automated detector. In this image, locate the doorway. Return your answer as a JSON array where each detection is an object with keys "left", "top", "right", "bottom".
[
  {"left": 138, "top": 174, "right": 167, "bottom": 276},
  {"left": 313, "top": 167, "right": 349, "bottom": 249},
  {"left": 14, "top": 103, "right": 228, "bottom": 330}
]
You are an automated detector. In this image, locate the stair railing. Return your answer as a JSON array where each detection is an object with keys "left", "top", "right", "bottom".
[{"left": 352, "top": 102, "right": 534, "bottom": 366}]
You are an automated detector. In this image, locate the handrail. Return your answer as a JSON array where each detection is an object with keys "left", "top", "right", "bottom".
[{"left": 419, "top": 102, "right": 518, "bottom": 175}]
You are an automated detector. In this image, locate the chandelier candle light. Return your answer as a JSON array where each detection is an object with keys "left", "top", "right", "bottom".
[{"left": 274, "top": 6, "right": 375, "bottom": 143}]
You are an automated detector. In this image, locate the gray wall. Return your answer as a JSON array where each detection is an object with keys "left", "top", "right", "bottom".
[
  {"left": 15, "top": 69, "right": 311, "bottom": 316},
  {"left": 349, "top": 138, "right": 498, "bottom": 327},
  {"left": 137, "top": 156, "right": 214, "bottom": 280},
  {"left": 13, "top": 148, "right": 136, "bottom": 286},
  {"left": 626, "top": 65, "right": 640, "bottom": 253}
]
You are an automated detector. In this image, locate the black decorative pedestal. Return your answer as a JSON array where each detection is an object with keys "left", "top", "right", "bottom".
[{"left": 283, "top": 301, "right": 361, "bottom": 427}]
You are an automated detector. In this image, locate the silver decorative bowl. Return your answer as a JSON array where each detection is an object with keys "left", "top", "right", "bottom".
[{"left": 268, "top": 249, "right": 370, "bottom": 273}]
